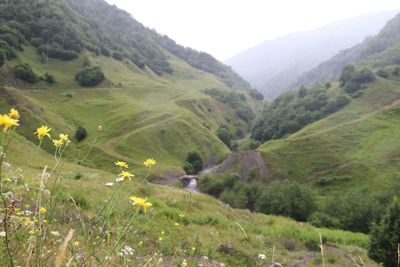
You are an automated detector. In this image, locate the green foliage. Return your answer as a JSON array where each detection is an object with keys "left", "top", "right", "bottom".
[
  {"left": 217, "top": 126, "right": 232, "bottom": 148},
  {"left": 255, "top": 181, "right": 316, "bottom": 221},
  {"left": 252, "top": 84, "right": 350, "bottom": 142},
  {"left": 13, "top": 63, "right": 37, "bottom": 83},
  {"left": 392, "top": 66, "right": 400, "bottom": 75},
  {"left": 324, "top": 190, "right": 382, "bottom": 233},
  {"left": 41, "top": 73, "right": 55, "bottom": 84},
  {"left": 0, "top": 49, "right": 4, "bottom": 66},
  {"left": 74, "top": 125, "right": 87, "bottom": 142},
  {"left": 75, "top": 66, "right": 105, "bottom": 87},
  {"left": 112, "top": 51, "right": 123, "bottom": 61},
  {"left": 342, "top": 66, "right": 375, "bottom": 94},
  {"left": 183, "top": 151, "right": 203, "bottom": 175},
  {"left": 308, "top": 212, "right": 342, "bottom": 229},
  {"left": 376, "top": 68, "right": 389, "bottom": 78},
  {"left": 248, "top": 89, "right": 264, "bottom": 100},
  {"left": 368, "top": 198, "right": 400, "bottom": 267},
  {"left": 204, "top": 88, "right": 254, "bottom": 123}
]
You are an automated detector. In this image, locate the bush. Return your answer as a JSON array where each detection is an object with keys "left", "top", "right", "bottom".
[
  {"left": 112, "top": 52, "right": 123, "bottom": 60},
  {"left": 217, "top": 126, "right": 232, "bottom": 148},
  {"left": 183, "top": 151, "right": 203, "bottom": 174},
  {"left": 42, "top": 73, "right": 55, "bottom": 84},
  {"left": 376, "top": 69, "right": 389, "bottom": 78},
  {"left": 13, "top": 63, "right": 37, "bottom": 83},
  {"left": 255, "top": 181, "right": 316, "bottom": 221},
  {"left": 392, "top": 67, "right": 400, "bottom": 75},
  {"left": 308, "top": 212, "right": 341, "bottom": 229},
  {"left": 75, "top": 66, "right": 105, "bottom": 87},
  {"left": 74, "top": 125, "right": 87, "bottom": 142},
  {"left": 0, "top": 49, "right": 4, "bottom": 66},
  {"left": 368, "top": 198, "right": 400, "bottom": 267}
]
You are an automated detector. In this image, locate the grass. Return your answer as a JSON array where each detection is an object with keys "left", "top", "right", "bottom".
[{"left": 259, "top": 76, "right": 400, "bottom": 195}]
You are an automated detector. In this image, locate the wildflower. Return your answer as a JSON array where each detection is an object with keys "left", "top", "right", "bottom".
[
  {"left": 179, "top": 213, "right": 185, "bottom": 218},
  {"left": 97, "top": 125, "right": 102, "bottom": 132},
  {"left": 119, "top": 171, "right": 134, "bottom": 181},
  {"left": 50, "top": 231, "right": 60, "bottom": 236},
  {"left": 174, "top": 222, "right": 180, "bottom": 227},
  {"left": 34, "top": 126, "right": 51, "bottom": 140},
  {"left": 158, "top": 236, "right": 163, "bottom": 241},
  {"left": 73, "top": 241, "right": 80, "bottom": 247},
  {"left": 8, "top": 108, "right": 20, "bottom": 120},
  {"left": 114, "top": 161, "right": 128, "bottom": 169},
  {"left": 0, "top": 114, "right": 19, "bottom": 133},
  {"left": 258, "top": 254, "right": 266, "bottom": 260},
  {"left": 52, "top": 139, "right": 63, "bottom": 148},
  {"left": 39, "top": 207, "right": 47, "bottom": 214},
  {"left": 129, "top": 196, "right": 152, "bottom": 213},
  {"left": 144, "top": 158, "right": 157, "bottom": 167},
  {"left": 182, "top": 259, "right": 187, "bottom": 267},
  {"left": 115, "top": 177, "right": 124, "bottom": 183},
  {"left": 105, "top": 182, "right": 114, "bottom": 187},
  {"left": 59, "top": 134, "right": 69, "bottom": 143},
  {"left": 192, "top": 247, "right": 196, "bottom": 252},
  {"left": 0, "top": 231, "right": 5, "bottom": 237}
]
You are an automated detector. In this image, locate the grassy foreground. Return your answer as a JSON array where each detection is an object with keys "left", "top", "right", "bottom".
[{"left": 0, "top": 110, "right": 376, "bottom": 266}]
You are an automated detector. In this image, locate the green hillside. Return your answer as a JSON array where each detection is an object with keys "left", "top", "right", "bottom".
[{"left": 295, "top": 12, "right": 400, "bottom": 87}]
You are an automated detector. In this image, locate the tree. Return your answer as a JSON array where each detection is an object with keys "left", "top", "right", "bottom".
[
  {"left": 75, "top": 66, "right": 105, "bottom": 87},
  {"left": 368, "top": 198, "right": 400, "bottom": 267},
  {"left": 74, "top": 125, "right": 88, "bottom": 142},
  {"left": 13, "top": 63, "right": 37, "bottom": 83},
  {"left": 339, "top": 64, "right": 356, "bottom": 85},
  {"left": 183, "top": 151, "right": 203, "bottom": 174},
  {"left": 217, "top": 126, "right": 232, "bottom": 148}
]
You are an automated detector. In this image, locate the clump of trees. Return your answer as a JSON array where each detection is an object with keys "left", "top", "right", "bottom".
[
  {"left": 339, "top": 64, "right": 374, "bottom": 93},
  {"left": 13, "top": 63, "right": 37, "bottom": 83},
  {"left": 217, "top": 125, "right": 233, "bottom": 148},
  {"left": 252, "top": 84, "right": 350, "bottom": 142},
  {"left": 368, "top": 198, "right": 400, "bottom": 267},
  {"left": 204, "top": 88, "right": 254, "bottom": 123},
  {"left": 182, "top": 151, "right": 203, "bottom": 175},
  {"left": 75, "top": 66, "right": 105, "bottom": 87}
]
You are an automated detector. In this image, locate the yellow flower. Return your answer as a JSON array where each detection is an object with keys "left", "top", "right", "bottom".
[
  {"left": 179, "top": 213, "right": 185, "bottom": 218},
  {"left": 129, "top": 196, "right": 152, "bottom": 213},
  {"left": 174, "top": 223, "right": 180, "bottom": 227},
  {"left": 34, "top": 126, "right": 51, "bottom": 140},
  {"left": 0, "top": 114, "right": 19, "bottom": 133},
  {"left": 39, "top": 207, "right": 47, "bottom": 214},
  {"left": 192, "top": 247, "right": 196, "bottom": 252},
  {"left": 114, "top": 161, "right": 128, "bottom": 169},
  {"left": 119, "top": 171, "right": 134, "bottom": 181},
  {"left": 59, "top": 134, "right": 69, "bottom": 143},
  {"left": 8, "top": 108, "right": 20, "bottom": 120},
  {"left": 50, "top": 230, "right": 60, "bottom": 236},
  {"left": 144, "top": 158, "right": 157, "bottom": 167},
  {"left": 73, "top": 241, "right": 80, "bottom": 247},
  {"left": 52, "top": 139, "right": 63, "bottom": 148}
]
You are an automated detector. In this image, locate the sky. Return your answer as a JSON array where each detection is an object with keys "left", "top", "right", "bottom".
[{"left": 105, "top": 0, "right": 400, "bottom": 60}]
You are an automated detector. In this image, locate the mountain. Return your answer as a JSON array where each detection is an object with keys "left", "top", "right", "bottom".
[
  {"left": 225, "top": 10, "right": 398, "bottom": 99},
  {"left": 0, "top": 0, "right": 263, "bottom": 176},
  {"left": 295, "top": 11, "right": 400, "bottom": 88},
  {"left": 0, "top": 0, "right": 377, "bottom": 265}
]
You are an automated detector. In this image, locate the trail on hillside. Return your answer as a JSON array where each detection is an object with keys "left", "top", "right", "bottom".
[{"left": 292, "top": 98, "right": 400, "bottom": 141}]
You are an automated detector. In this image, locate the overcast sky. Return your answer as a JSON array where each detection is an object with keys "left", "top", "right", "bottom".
[{"left": 105, "top": 0, "right": 400, "bottom": 60}]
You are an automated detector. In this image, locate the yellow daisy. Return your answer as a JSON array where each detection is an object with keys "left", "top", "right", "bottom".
[
  {"left": 129, "top": 196, "right": 152, "bottom": 213},
  {"left": 114, "top": 161, "right": 128, "bottom": 169},
  {"left": 119, "top": 171, "right": 134, "bottom": 181},
  {"left": 34, "top": 126, "right": 51, "bottom": 140},
  {"left": 8, "top": 108, "right": 20, "bottom": 120},
  {"left": 144, "top": 158, "right": 157, "bottom": 167},
  {"left": 0, "top": 114, "right": 19, "bottom": 133}
]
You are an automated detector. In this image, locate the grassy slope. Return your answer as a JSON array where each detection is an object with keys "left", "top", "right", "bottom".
[
  {"left": 1, "top": 132, "right": 375, "bottom": 266},
  {"left": 259, "top": 71, "right": 400, "bottom": 195},
  {"left": 3, "top": 46, "right": 249, "bottom": 175}
]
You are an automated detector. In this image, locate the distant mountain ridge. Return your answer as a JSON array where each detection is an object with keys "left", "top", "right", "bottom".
[
  {"left": 225, "top": 10, "right": 398, "bottom": 99},
  {"left": 295, "top": 11, "right": 400, "bottom": 88}
]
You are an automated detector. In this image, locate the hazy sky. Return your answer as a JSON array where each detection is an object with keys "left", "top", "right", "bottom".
[{"left": 105, "top": 0, "right": 400, "bottom": 60}]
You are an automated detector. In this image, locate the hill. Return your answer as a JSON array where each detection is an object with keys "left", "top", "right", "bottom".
[
  {"left": 225, "top": 10, "right": 397, "bottom": 99},
  {"left": 296, "top": 11, "right": 400, "bottom": 87},
  {"left": 0, "top": 0, "right": 263, "bottom": 177}
]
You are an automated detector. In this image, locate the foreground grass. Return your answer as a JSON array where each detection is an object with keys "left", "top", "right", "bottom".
[{"left": 0, "top": 125, "right": 376, "bottom": 266}]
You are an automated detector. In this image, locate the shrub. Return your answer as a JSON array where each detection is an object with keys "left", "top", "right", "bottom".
[
  {"left": 392, "top": 66, "right": 400, "bottom": 75},
  {"left": 13, "top": 63, "right": 37, "bottom": 83},
  {"left": 112, "top": 52, "right": 123, "bottom": 60},
  {"left": 308, "top": 212, "right": 341, "bottom": 229},
  {"left": 368, "top": 198, "right": 400, "bottom": 267},
  {"left": 75, "top": 66, "right": 105, "bottom": 87},
  {"left": 42, "top": 73, "right": 55, "bottom": 84},
  {"left": 183, "top": 151, "right": 203, "bottom": 174},
  {"left": 74, "top": 125, "right": 88, "bottom": 142},
  {"left": 217, "top": 126, "right": 232, "bottom": 147},
  {"left": 376, "top": 69, "right": 389, "bottom": 78},
  {"left": 0, "top": 49, "right": 4, "bottom": 66}
]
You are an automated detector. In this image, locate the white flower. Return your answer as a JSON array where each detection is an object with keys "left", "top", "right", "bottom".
[
  {"left": 0, "top": 231, "right": 6, "bottom": 237},
  {"left": 105, "top": 182, "right": 114, "bottom": 187},
  {"left": 182, "top": 259, "right": 187, "bottom": 267},
  {"left": 22, "top": 210, "right": 33, "bottom": 216},
  {"left": 258, "top": 253, "right": 266, "bottom": 260},
  {"left": 115, "top": 177, "right": 124, "bottom": 183}
]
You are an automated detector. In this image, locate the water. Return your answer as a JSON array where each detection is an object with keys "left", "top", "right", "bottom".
[{"left": 184, "top": 178, "right": 199, "bottom": 193}]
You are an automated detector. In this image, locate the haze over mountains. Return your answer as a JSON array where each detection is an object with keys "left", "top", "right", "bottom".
[{"left": 226, "top": 10, "right": 398, "bottom": 99}]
